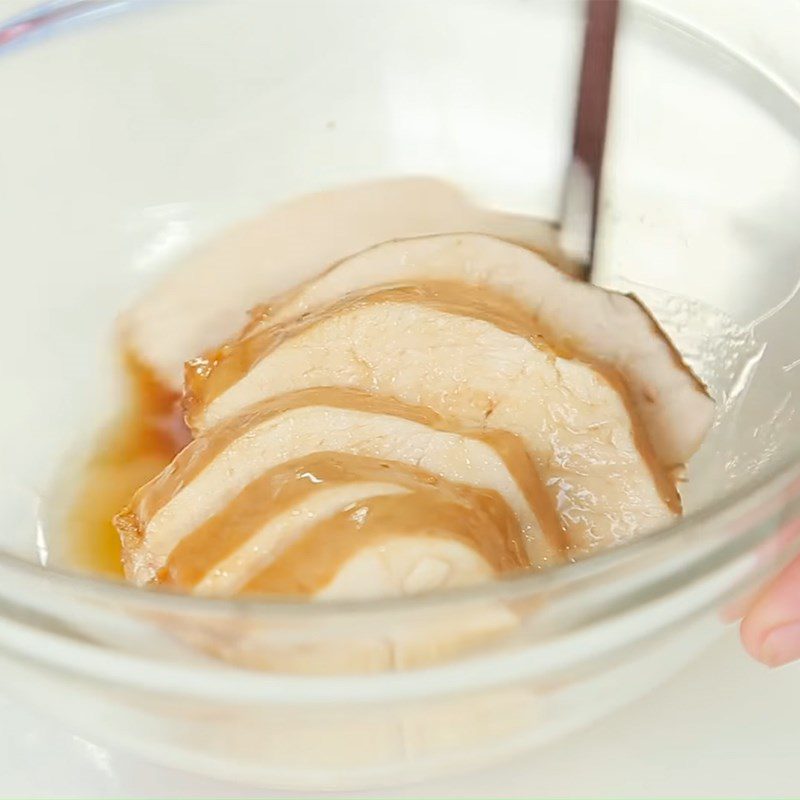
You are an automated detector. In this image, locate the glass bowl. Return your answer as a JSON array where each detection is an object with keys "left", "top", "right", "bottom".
[{"left": 0, "top": 0, "right": 798, "bottom": 789}]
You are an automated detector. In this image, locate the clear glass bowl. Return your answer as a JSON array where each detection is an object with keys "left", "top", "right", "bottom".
[{"left": 0, "top": 0, "right": 798, "bottom": 789}]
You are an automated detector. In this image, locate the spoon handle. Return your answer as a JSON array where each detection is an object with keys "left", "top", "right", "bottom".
[{"left": 560, "top": 0, "right": 620, "bottom": 279}]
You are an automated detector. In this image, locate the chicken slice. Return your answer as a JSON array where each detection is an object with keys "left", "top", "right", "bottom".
[
  {"left": 148, "top": 462, "right": 524, "bottom": 671},
  {"left": 240, "top": 490, "right": 524, "bottom": 598},
  {"left": 139, "top": 453, "right": 527, "bottom": 597},
  {"left": 185, "top": 283, "right": 680, "bottom": 556},
  {"left": 120, "top": 180, "right": 559, "bottom": 393},
  {"left": 315, "top": 537, "right": 496, "bottom": 600},
  {"left": 116, "top": 387, "right": 561, "bottom": 584},
  {"left": 246, "top": 233, "right": 713, "bottom": 468},
  {"left": 174, "top": 477, "right": 410, "bottom": 596}
]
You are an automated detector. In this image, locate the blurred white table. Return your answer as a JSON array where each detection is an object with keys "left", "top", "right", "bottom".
[{"left": 1, "top": 630, "right": 798, "bottom": 799}]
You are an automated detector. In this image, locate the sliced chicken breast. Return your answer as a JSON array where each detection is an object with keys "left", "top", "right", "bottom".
[
  {"left": 314, "top": 537, "right": 496, "bottom": 600},
  {"left": 185, "top": 284, "right": 680, "bottom": 555},
  {"left": 141, "top": 453, "right": 526, "bottom": 598},
  {"left": 174, "top": 476, "right": 411, "bottom": 596},
  {"left": 121, "top": 180, "right": 559, "bottom": 392},
  {"left": 163, "top": 477, "right": 523, "bottom": 670},
  {"left": 240, "top": 491, "right": 524, "bottom": 599},
  {"left": 116, "top": 387, "right": 561, "bottom": 584},
  {"left": 245, "top": 233, "right": 713, "bottom": 468}
]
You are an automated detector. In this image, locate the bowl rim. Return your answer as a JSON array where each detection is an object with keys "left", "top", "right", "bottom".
[{"left": 1, "top": 0, "right": 799, "bottom": 621}]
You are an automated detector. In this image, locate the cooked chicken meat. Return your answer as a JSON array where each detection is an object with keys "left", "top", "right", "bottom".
[
  {"left": 112, "top": 190, "right": 713, "bottom": 666},
  {"left": 241, "top": 491, "right": 523, "bottom": 599},
  {"left": 116, "top": 387, "right": 561, "bottom": 587},
  {"left": 246, "top": 233, "right": 713, "bottom": 468},
  {"left": 128, "top": 453, "right": 528, "bottom": 599},
  {"left": 185, "top": 282, "right": 680, "bottom": 555},
  {"left": 120, "top": 180, "right": 558, "bottom": 393}
]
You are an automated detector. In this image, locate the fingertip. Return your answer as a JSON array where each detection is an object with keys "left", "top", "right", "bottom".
[
  {"left": 757, "top": 622, "right": 800, "bottom": 668},
  {"left": 739, "top": 614, "right": 768, "bottom": 665}
]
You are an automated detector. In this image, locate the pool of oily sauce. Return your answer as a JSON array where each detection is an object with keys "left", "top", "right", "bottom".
[{"left": 65, "top": 356, "right": 186, "bottom": 577}]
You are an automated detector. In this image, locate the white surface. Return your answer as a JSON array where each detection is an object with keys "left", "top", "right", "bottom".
[{"left": 1, "top": 631, "right": 798, "bottom": 799}]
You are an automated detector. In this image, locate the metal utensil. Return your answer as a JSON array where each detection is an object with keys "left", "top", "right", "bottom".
[{"left": 560, "top": 0, "right": 620, "bottom": 280}]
